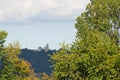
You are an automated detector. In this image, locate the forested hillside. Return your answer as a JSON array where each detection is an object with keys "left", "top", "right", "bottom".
[{"left": 19, "top": 48, "right": 57, "bottom": 75}]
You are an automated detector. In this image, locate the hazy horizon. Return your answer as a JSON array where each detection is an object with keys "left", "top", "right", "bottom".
[{"left": 0, "top": 21, "right": 76, "bottom": 49}]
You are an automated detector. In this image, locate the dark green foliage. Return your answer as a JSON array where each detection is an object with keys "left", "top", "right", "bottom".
[
  {"left": 0, "top": 58, "right": 18, "bottom": 80},
  {"left": 20, "top": 48, "right": 56, "bottom": 75}
]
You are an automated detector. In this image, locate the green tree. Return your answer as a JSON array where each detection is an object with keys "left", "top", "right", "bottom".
[
  {"left": 51, "top": 43, "right": 81, "bottom": 80},
  {"left": 0, "top": 31, "right": 7, "bottom": 54},
  {"left": 76, "top": 0, "right": 120, "bottom": 43},
  {"left": 71, "top": 28, "right": 119, "bottom": 79},
  {"left": 0, "top": 31, "right": 39, "bottom": 80},
  {"left": 0, "top": 31, "right": 7, "bottom": 70},
  {"left": 40, "top": 73, "right": 56, "bottom": 80},
  {"left": 51, "top": 29, "right": 119, "bottom": 80},
  {"left": 51, "top": 0, "right": 120, "bottom": 80}
]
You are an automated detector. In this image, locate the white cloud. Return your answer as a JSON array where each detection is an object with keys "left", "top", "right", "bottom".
[{"left": 0, "top": 0, "right": 90, "bottom": 23}]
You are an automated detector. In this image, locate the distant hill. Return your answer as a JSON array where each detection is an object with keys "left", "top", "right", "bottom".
[{"left": 19, "top": 45, "right": 57, "bottom": 75}]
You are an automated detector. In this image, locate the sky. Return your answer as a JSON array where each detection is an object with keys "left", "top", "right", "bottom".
[{"left": 0, "top": 0, "right": 90, "bottom": 49}]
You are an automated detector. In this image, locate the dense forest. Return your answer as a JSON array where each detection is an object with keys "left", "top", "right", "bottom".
[
  {"left": 0, "top": 0, "right": 120, "bottom": 80},
  {"left": 20, "top": 47, "right": 57, "bottom": 75}
]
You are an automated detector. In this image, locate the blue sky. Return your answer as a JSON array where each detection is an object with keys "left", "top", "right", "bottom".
[{"left": 0, "top": 0, "right": 90, "bottom": 49}]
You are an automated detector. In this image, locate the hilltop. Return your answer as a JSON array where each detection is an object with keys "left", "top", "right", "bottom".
[{"left": 19, "top": 44, "right": 57, "bottom": 75}]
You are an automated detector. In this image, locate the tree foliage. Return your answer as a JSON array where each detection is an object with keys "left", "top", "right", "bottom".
[
  {"left": 51, "top": 0, "right": 120, "bottom": 80},
  {"left": 0, "top": 31, "right": 39, "bottom": 80},
  {"left": 40, "top": 73, "right": 56, "bottom": 80},
  {"left": 76, "top": 0, "right": 120, "bottom": 43}
]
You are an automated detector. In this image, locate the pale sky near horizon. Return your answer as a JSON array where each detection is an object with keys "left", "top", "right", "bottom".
[{"left": 0, "top": 0, "right": 90, "bottom": 49}]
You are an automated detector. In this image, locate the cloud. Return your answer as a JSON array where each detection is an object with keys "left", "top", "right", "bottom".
[{"left": 0, "top": 0, "right": 90, "bottom": 23}]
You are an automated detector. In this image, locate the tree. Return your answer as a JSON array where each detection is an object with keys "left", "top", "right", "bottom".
[
  {"left": 76, "top": 0, "right": 120, "bottom": 44},
  {"left": 0, "top": 31, "right": 39, "bottom": 80},
  {"left": 51, "top": 0, "right": 120, "bottom": 80},
  {"left": 40, "top": 73, "right": 56, "bottom": 80},
  {"left": 71, "top": 28, "right": 119, "bottom": 79},
  {"left": 0, "top": 31, "right": 7, "bottom": 54},
  {"left": 0, "top": 31, "right": 7, "bottom": 69},
  {"left": 51, "top": 29, "right": 119, "bottom": 80}
]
